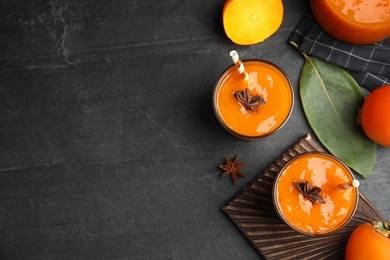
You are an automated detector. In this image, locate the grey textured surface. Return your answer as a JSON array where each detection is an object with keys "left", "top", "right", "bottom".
[{"left": 0, "top": 0, "right": 389, "bottom": 259}]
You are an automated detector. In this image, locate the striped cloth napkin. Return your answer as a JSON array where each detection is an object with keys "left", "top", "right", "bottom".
[{"left": 288, "top": 12, "right": 390, "bottom": 92}]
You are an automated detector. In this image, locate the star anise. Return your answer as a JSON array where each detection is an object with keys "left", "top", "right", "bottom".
[
  {"left": 219, "top": 156, "right": 246, "bottom": 184},
  {"left": 233, "top": 88, "right": 265, "bottom": 112},
  {"left": 293, "top": 181, "right": 326, "bottom": 204}
]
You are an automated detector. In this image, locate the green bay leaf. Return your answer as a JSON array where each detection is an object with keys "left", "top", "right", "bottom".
[{"left": 299, "top": 54, "right": 376, "bottom": 179}]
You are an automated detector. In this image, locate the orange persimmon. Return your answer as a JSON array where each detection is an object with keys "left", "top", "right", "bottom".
[
  {"left": 345, "top": 221, "right": 390, "bottom": 260},
  {"left": 222, "top": 0, "right": 284, "bottom": 45},
  {"left": 310, "top": 0, "right": 390, "bottom": 44},
  {"left": 361, "top": 85, "right": 390, "bottom": 147}
]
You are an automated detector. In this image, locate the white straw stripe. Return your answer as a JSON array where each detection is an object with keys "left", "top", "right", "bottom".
[
  {"left": 229, "top": 50, "right": 249, "bottom": 80},
  {"left": 338, "top": 180, "right": 360, "bottom": 190},
  {"left": 230, "top": 50, "right": 239, "bottom": 63},
  {"left": 238, "top": 63, "right": 245, "bottom": 74}
]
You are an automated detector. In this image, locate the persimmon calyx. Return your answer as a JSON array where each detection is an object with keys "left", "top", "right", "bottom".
[
  {"left": 372, "top": 221, "right": 390, "bottom": 238},
  {"left": 356, "top": 109, "right": 362, "bottom": 126}
]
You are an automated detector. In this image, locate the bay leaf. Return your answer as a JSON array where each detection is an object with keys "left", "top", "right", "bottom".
[{"left": 299, "top": 53, "right": 376, "bottom": 179}]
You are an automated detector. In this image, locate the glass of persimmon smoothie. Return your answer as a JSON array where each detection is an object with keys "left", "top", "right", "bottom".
[
  {"left": 213, "top": 54, "right": 294, "bottom": 140},
  {"left": 273, "top": 152, "right": 359, "bottom": 236}
]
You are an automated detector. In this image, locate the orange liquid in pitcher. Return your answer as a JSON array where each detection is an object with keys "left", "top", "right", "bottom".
[
  {"left": 310, "top": 0, "right": 390, "bottom": 44},
  {"left": 274, "top": 153, "right": 358, "bottom": 235},
  {"left": 214, "top": 60, "right": 293, "bottom": 138}
]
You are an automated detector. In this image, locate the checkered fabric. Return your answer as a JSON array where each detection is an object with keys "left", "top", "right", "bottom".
[{"left": 289, "top": 12, "right": 390, "bottom": 92}]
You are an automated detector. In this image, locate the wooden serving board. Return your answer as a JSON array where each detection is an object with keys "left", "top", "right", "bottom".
[{"left": 223, "top": 134, "right": 388, "bottom": 260}]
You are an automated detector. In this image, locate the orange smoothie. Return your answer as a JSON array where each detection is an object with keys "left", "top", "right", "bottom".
[
  {"left": 273, "top": 153, "right": 359, "bottom": 235},
  {"left": 310, "top": 0, "right": 390, "bottom": 44},
  {"left": 213, "top": 60, "right": 293, "bottom": 140}
]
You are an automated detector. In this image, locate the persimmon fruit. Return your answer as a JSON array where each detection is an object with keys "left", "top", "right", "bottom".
[
  {"left": 360, "top": 85, "right": 390, "bottom": 147},
  {"left": 345, "top": 221, "right": 390, "bottom": 260},
  {"left": 222, "top": 0, "right": 284, "bottom": 45}
]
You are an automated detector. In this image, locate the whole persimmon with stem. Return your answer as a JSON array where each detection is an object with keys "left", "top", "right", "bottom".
[
  {"left": 222, "top": 0, "right": 284, "bottom": 45},
  {"left": 345, "top": 221, "right": 390, "bottom": 260},
  {"left": 360, "top": 85, "right": 390, "bottom": 147}
]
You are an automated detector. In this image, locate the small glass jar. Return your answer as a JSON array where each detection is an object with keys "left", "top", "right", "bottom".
[
  {"left": 213, "top": 59, "right": 294, "bottom": 140},
  {"left": 272, "top": 152, "right": 359, "bottom": 236}
]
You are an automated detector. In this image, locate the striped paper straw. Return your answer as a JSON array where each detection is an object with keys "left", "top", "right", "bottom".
[
  {"left": 230, "top": 50, "right": 249, "bottom": 80},
  {"left": 338, "top": 180, "right": 360, "bottom": 190}
]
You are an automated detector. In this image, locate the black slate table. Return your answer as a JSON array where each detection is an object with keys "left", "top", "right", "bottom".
[{"left": 1, "top": 1, "right": 389, "bottom": 259}]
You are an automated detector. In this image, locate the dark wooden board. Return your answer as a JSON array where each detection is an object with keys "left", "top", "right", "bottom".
[{"left": 223, "top": 134, "right": 388, "bottom": 260}]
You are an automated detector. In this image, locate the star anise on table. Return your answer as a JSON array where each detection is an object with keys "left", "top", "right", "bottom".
[
  {"left": 219, "top": 156, "right": 246, "bottom": 184},
  {"left": 233, "top": 88, "right": 265, "bottom": 113},
  {"left": 293, "top": 181, "right": 326, "bottom": 204}
]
